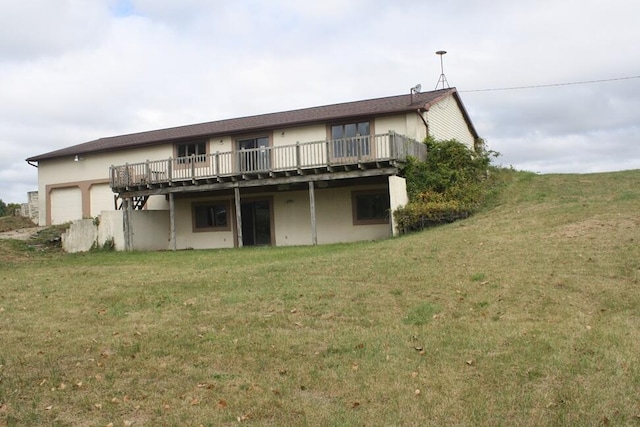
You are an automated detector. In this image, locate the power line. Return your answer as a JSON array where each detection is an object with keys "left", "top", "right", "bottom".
[{"left": 459, "top": 75, "right": 640, "bottom": 93}]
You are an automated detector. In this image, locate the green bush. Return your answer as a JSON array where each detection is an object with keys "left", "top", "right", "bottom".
[{"left": 396, "top": 137, "right": 500, "bottom": 233}]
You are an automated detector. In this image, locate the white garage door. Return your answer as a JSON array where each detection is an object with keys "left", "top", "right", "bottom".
[
  {"left": 90, "top": 183, "right": 115, "bottom": 217},
  {"left": 50, "top": 187, "right": 82, "bottom": 224}
]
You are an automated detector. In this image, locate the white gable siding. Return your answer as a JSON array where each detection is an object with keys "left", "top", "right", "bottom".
[
  {"left": 51, "top": 187, "right": 82, "bottom": 224},
  {"left": 427, "top": 97, "right": 475, "bottom": 148}
]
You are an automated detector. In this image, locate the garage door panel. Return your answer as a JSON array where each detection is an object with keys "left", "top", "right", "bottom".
[
  {"left": 90, "top": 184, "right": 115, "bottom": 217},
  {"left": 50, "top": 187, "right": 82, "bottom": 224}
]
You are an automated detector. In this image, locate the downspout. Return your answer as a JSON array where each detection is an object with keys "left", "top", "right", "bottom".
[
  {"left": 27, "top": 160, "right": 38, "bottom": 168},
  {"left": 416, "top": 108, "right": 429, "bottom": 138}
]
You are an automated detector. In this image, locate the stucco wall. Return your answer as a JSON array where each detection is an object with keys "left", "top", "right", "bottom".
[
  {"left": 388, "top": 176, "right": 408, "bottom": 236},
  {"left": 38, "top": 144, "right": 172, "bottom": 225}
]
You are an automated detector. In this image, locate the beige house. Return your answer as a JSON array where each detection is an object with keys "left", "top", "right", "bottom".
[{"left": 26, "top": 88, "right": 478, "bottom": 251}]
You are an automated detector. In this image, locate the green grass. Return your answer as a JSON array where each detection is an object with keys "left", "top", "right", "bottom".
[{"left": 1, "top": 170, "right": 640, "bottom": 426}]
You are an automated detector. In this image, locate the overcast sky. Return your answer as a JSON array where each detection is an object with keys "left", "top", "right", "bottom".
[{"left": 1, "top": 0, "right": 639, "bottom": 203}]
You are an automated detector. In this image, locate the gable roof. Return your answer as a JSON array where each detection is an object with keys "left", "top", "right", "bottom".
[{"left": 27, "top": 87, "right": 477, "bottom": 162}]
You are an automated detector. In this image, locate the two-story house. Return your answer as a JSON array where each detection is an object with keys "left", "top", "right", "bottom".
[{"left": 26, "top": 87, "right": 478, "bottom": 251}]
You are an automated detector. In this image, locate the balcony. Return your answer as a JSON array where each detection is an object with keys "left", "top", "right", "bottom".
[{"left": 110, "top": 132, "right": 426, "bottom": 192}]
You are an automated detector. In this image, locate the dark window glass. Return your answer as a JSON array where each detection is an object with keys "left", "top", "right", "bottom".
[
  {"left": 355, "top": 193, "right": 389, "bottom": 222},
  {"left": 177, "top": 141, "right": 207, "bottom": 163},
  {"left": 194, "top": 204, "right": 228, "bottom": 229},
  {"left": 331, "top": 122, "right": 371, "bottom": 158}
]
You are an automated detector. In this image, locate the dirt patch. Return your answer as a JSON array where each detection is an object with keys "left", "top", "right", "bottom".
[
  {"left": 551, "top": 215, "right": 640, "bottom": 239},
  {"left": 0, "top": 226, "right": 48, "bottom": 240}
]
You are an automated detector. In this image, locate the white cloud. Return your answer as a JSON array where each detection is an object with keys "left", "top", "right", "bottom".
[{"left": 1, "top": 0, "right": 639, "bottom": 204}]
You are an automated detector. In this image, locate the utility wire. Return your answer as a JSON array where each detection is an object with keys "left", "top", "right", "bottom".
[{"left": 459, "top": 75, "right": 640, "bottom": 93}]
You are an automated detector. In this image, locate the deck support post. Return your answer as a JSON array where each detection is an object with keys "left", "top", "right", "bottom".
[
  {"left": 309, "top": 181, "right": 317, "bottom": 245},
  {"left": 123, "top": 197, "right": 133, "bottom": 252},
  {"left": 234, "top": 186, "right": 243, "bottom": 248},
  {"left": 169, "top": 192, "right": 176, "bottom": 251}
]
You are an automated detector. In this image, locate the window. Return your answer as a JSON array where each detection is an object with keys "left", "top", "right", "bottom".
[
  {"left": 192, "top": 201, "right": 231, "bottom": 232},
  {"left": 352, "top": 191, "right": 389, "bottom": 225},
  {"left": 237, "top": 136, "right": 270, "bottom": 172},
  {"left": 176, "top": 141, "right": 207, "bottom": 164},
  {"left": 331, "top": 121, "right": 371, "bottom": 158}
]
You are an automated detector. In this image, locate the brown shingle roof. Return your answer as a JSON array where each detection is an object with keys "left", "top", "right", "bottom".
[{"left": 27, "top": 88, "right": 472, "bottom": 162}]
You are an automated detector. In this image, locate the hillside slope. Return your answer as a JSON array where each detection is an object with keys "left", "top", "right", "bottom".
[{"left": 0, "top": 169, "right": 639, "bottom": 425}]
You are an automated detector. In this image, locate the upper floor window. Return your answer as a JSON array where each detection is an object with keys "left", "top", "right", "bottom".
[
  {"left": 237, "top": 136, "right": 270, "bottom": 172},
  {"left": 176, "top": 141, "right": 207, "bottom": 164},
  {"left": 331, "top": 121, "right": 371, "bottom": 158}
]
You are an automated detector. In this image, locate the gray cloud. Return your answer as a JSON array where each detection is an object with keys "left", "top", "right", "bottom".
[{"left": 1, "top": 0, "right": 639, "bottom": 204}]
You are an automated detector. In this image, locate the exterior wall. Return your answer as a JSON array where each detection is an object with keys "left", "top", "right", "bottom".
[
  {"left": 427, "top": 97, "right": 475, "bottom": 148},
  {"left": 273, "top": 124, "right": 327, "bottom": 147},
  {"left": 130, "top": 210, "right": 171, "bottom": 251},
  {"left": 37, "top": 144, "right": 172, "bottom": 224},
  {"left": 174, "top": 195, "right": 236, "bottom": 250},
  {"left": 168, "top": 182, "right": 392, "bottom": 250},
  {"left": 273, "top": 190, "right": 313, "bottom": 246},
  {"left": 388, "top": 176, "right": 408, "bottom": 236},
  {"left": 375, "top": 112, "right": 427, "bottom": 143},
  {"left": 315, "top": 185, "right": 391, "bottom": 244}
]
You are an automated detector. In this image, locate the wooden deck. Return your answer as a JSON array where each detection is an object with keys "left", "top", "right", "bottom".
[{"left": 110, "top": 132, "right": 425, "bottom": 193}]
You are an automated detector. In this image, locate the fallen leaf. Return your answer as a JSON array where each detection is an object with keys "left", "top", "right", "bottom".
[
  {"left": 466, "top": 359, "right": 475, "bottom": 366},
  {"left": 411, "top": 371, "right": 419, "bottom": 378},
  {"left": 414, "top": 346, "right": 423, "bottom": 351},
  {"left": 111, "top": 397, "right": 119, "bottom": 403},
  {"left": 415, "top": 389, "right": 421, "bottom": 395},
  {"left": 74, "top": 381, "right": 83, "bottom": 388},
  {"left": 290, "top": 308, "right": 298, "bottom": 313},
  {"left": 294, "top": 322, "right": 302, "bottom": 327},
  {"left": 39, "top": 379, "right": 47, "bottom": 386},
  {"left": 44, "top": 405, "right": 53, "bottom": 411},
  {"left": 217, "top": 399, "right": 227, "bottom": 409},
  {"left": 58, "top": 383, "right": 66, "bottom": 390},
  {"left": 190, "top": 398, "right": 199, "bottom": 406},
  {"left": 355, "top": 343, "right": 364, "bottom": 349},
  {"left": 123, "top": 421, "right": 134, "bottom": 427},
  {"left": 351, "top": 362, "right": 359, "bottom": 371},
  {"left": 94, "top": 403, "right": 102, "bottom": 409},
  {"left": 352, "top": 401, "right": 360, "bottom": 409}
]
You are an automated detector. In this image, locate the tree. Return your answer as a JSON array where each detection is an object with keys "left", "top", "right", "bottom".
[{"left": 0, "top": 199, "right": 6, "bottom": 217}]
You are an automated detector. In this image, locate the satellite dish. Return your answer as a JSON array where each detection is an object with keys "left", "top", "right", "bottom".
[{"left": 411, "top": 83, "right": 422, "bottom": 94}]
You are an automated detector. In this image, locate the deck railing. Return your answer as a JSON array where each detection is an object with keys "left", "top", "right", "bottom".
[{"left": 110, "top": 131, "right": 426, "bottom": 189}]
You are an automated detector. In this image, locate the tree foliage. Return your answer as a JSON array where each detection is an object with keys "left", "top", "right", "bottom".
[
  {"left": 0, "top": 199, "right": 22, "bottom": 217},
  {"left": 395, "top": 137, "right": 500, "bottom": 232}
]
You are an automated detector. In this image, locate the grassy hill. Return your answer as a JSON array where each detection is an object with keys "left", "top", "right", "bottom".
[{"left": 0, "top": 170, "right": 639, "bottom": 425}]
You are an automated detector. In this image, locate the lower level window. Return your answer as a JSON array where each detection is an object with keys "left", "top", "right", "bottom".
[
  {"left": 352, "top": 191, "right": 390, "bottom": 225},
  {"left": 193, "top": 201, "right": 230, "bottom": 231}
]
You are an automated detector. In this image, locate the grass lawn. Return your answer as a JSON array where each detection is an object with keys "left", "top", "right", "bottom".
[{"left": 1, "top": 170, "right": 639, "bottom": 426}]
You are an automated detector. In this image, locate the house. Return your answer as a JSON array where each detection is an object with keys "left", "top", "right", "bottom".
[{"left": 26, "top": 87, "right": 479, "bottom": 251}]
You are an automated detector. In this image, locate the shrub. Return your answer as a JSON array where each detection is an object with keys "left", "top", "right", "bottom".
[{"left": 396, "top": 137, "right": 499, "bottom": 233}]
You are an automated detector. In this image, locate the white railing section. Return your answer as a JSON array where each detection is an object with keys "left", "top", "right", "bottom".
[{"left": 110, "top": 132, "right": 426, "bottom": 188}]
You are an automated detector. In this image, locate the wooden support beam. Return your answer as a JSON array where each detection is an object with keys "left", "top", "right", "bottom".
[
  {"left": 234, "top": 186, "right": 243, "bottom": 248},
  {"left": 123, "top": 197, "right": 133, "bottom": 252},
  {"left": 309, "top": 181, "right": 317, "bottom": 246}
]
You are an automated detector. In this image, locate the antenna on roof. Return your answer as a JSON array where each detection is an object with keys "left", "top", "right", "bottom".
[
  {"left": 410, "top": 83, "right": 422, "bottom": 102},
  {"left": 434, "top": 50, "right": 450, "bottom": 90}
]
